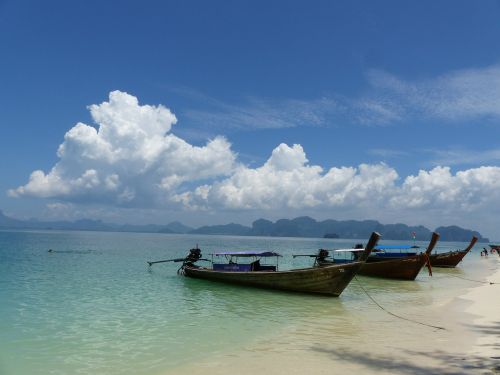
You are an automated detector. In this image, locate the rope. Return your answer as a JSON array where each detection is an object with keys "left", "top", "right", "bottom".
[
  {"left": 423, "top": 253, "right": 432, "bottom": 276},
  {"left": 354, "top": 276, "right": 446, "bottom": 331},
  {"left": 442, "top": 273, "right": 498, "bottom": 285}
]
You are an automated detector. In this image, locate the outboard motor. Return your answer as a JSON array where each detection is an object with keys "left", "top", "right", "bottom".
[
  {"left": 178, "top": 247, "right": 203, "bottom": 275},
  {"left": 186, "top": 247, "right": 202, "bottom": 263},
  {"left": 314, "top": 249, "right": 332, "bottom": 267},
  {"left": 317, "top": 249, "right": 330, "bottom": 262}
]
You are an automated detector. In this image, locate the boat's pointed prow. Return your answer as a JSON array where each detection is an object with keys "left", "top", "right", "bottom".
[
  {"left": 358, "top": 232, "right": 381, "bottom": 262},
  {"left": 429, "top": 234, "right": 476, "bottom": 268},
  {"left": 425, "top": 232, "right": 440, "bottom": 255},
  {"left": 423, "top": 232, "right": 439, "bottom": 276},
  {"left": 465, "top": 236, "right": 478, "bottom": 253}
]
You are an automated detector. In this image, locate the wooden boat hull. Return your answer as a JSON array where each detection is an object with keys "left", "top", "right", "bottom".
[
  {"left": 429, "top": 236, "right": 478, "bottom": 268},
  {"left": 357, "top": 255, "right": 428, "bottom": 280},
  {"left": 429, "top": 251, "right": 468, "bottom": 268},
  {"left": 355, "top": 232, "right": 440, "bottom": 280},
  {"left": 183, "top": 261, "right": 365, "bottom": 296}
]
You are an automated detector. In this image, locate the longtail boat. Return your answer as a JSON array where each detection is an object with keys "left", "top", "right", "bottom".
[
  {"left": 310, "top": 232, "right": 440, "bottom": 280},
  {"left": 355, "top": 232, "right": 439, "bottom": 279},
  {"left": 148, "top": 232, "right": 380, "bottom": 296},
  {"left": 429, "top": 236, "right": 478, "bottom": 268}
]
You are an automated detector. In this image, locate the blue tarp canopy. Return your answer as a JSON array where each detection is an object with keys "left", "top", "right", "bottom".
[
  {"left": 375, "top": 245, "right": 419, "bottom": 250},
  {"left": 212, "top": 251, "right": 281, "bottom": 257}
]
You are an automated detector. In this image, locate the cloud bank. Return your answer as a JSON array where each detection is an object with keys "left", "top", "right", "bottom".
[
  {"left": 9, "top": 91, "right": 500, "bottom": 234},
  {"left": 174, "top": 144, "right": 500, "bottom": 218},
  {"left": 174, "top": 144, "right": 400, "bottom": 211}
]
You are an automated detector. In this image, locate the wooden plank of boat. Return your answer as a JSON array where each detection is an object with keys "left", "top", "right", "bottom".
[
  {"left": 182, "top": 232, "right": 380, "bottom": 296},
  {"left": 356, "top": 232, "right": 440, "bottom": 280},
  {"left": 429, "top": 236, "right": 478, "bottom": 268}
]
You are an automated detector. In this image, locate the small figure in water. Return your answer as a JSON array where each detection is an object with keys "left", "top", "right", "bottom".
[{"left": 48, "top": 249, "right": 53, "bottom": 253}]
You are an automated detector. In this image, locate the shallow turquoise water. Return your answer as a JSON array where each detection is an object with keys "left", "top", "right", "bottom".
[{"left": 0, "top": 230, "right": 492, "bottom": 375}]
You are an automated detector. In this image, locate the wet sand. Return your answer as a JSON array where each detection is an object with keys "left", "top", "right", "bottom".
[{"left": 170, "top": 255, "right": 500, "bottom": 375}]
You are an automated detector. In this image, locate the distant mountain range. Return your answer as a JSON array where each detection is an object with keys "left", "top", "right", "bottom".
[
  {"left": 0, "top": 210, "right": 192, "bottom": 234},
  {"left": 0, "top": 210, "right": 489, "bottom": 242},
  {"left": 191, "top": 216, "right": 489, "bottom": 242}
]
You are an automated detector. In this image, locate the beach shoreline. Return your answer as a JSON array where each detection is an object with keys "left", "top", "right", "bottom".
[
  {"left": 169, "top": 256, "right": 500, "bottom": 375},
  {"left": 459, "top": 255, "right": 500, "bottom": 373}
]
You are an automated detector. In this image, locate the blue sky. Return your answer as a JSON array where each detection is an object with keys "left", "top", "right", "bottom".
[{"left": 1, "top": 0, "right": 500, "bottom": 239}]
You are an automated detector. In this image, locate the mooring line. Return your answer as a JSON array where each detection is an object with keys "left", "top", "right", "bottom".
[
  {"left": 354, "top": 276, "right": 446, "bottom": 331},
  {"left": 441, "top": 273, "right": 498, "bottom": 285}
]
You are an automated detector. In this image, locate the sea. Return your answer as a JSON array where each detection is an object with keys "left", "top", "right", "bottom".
[{"left": 0, "top": 229, "right": 496, "bottom": 375}]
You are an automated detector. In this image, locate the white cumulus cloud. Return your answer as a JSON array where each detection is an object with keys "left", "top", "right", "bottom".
[
  {"left": 391, "top": 166, "right": 500, "bottom": 211},
  {"left": 173, "top": 143, "right": 400, "bottom": 211},
  {"left": 9, "top": 91, "right": 237, "bottom": 206}
]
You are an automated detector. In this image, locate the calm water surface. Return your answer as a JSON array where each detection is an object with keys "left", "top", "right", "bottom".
[{"left": 0, "top": 230, "right": 493, "bottom": 375}]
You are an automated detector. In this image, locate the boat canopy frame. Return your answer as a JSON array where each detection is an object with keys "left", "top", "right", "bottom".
[{"left": 209, "top": 251, "right": 281, "bottom": 271}]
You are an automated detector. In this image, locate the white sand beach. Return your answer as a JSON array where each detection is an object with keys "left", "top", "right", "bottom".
[
  {"left": 170, "top": 255, "right": 500, "bottom": 375},
  {"left": 461, "top": 256, "right": 500, "bottom": 374}
]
